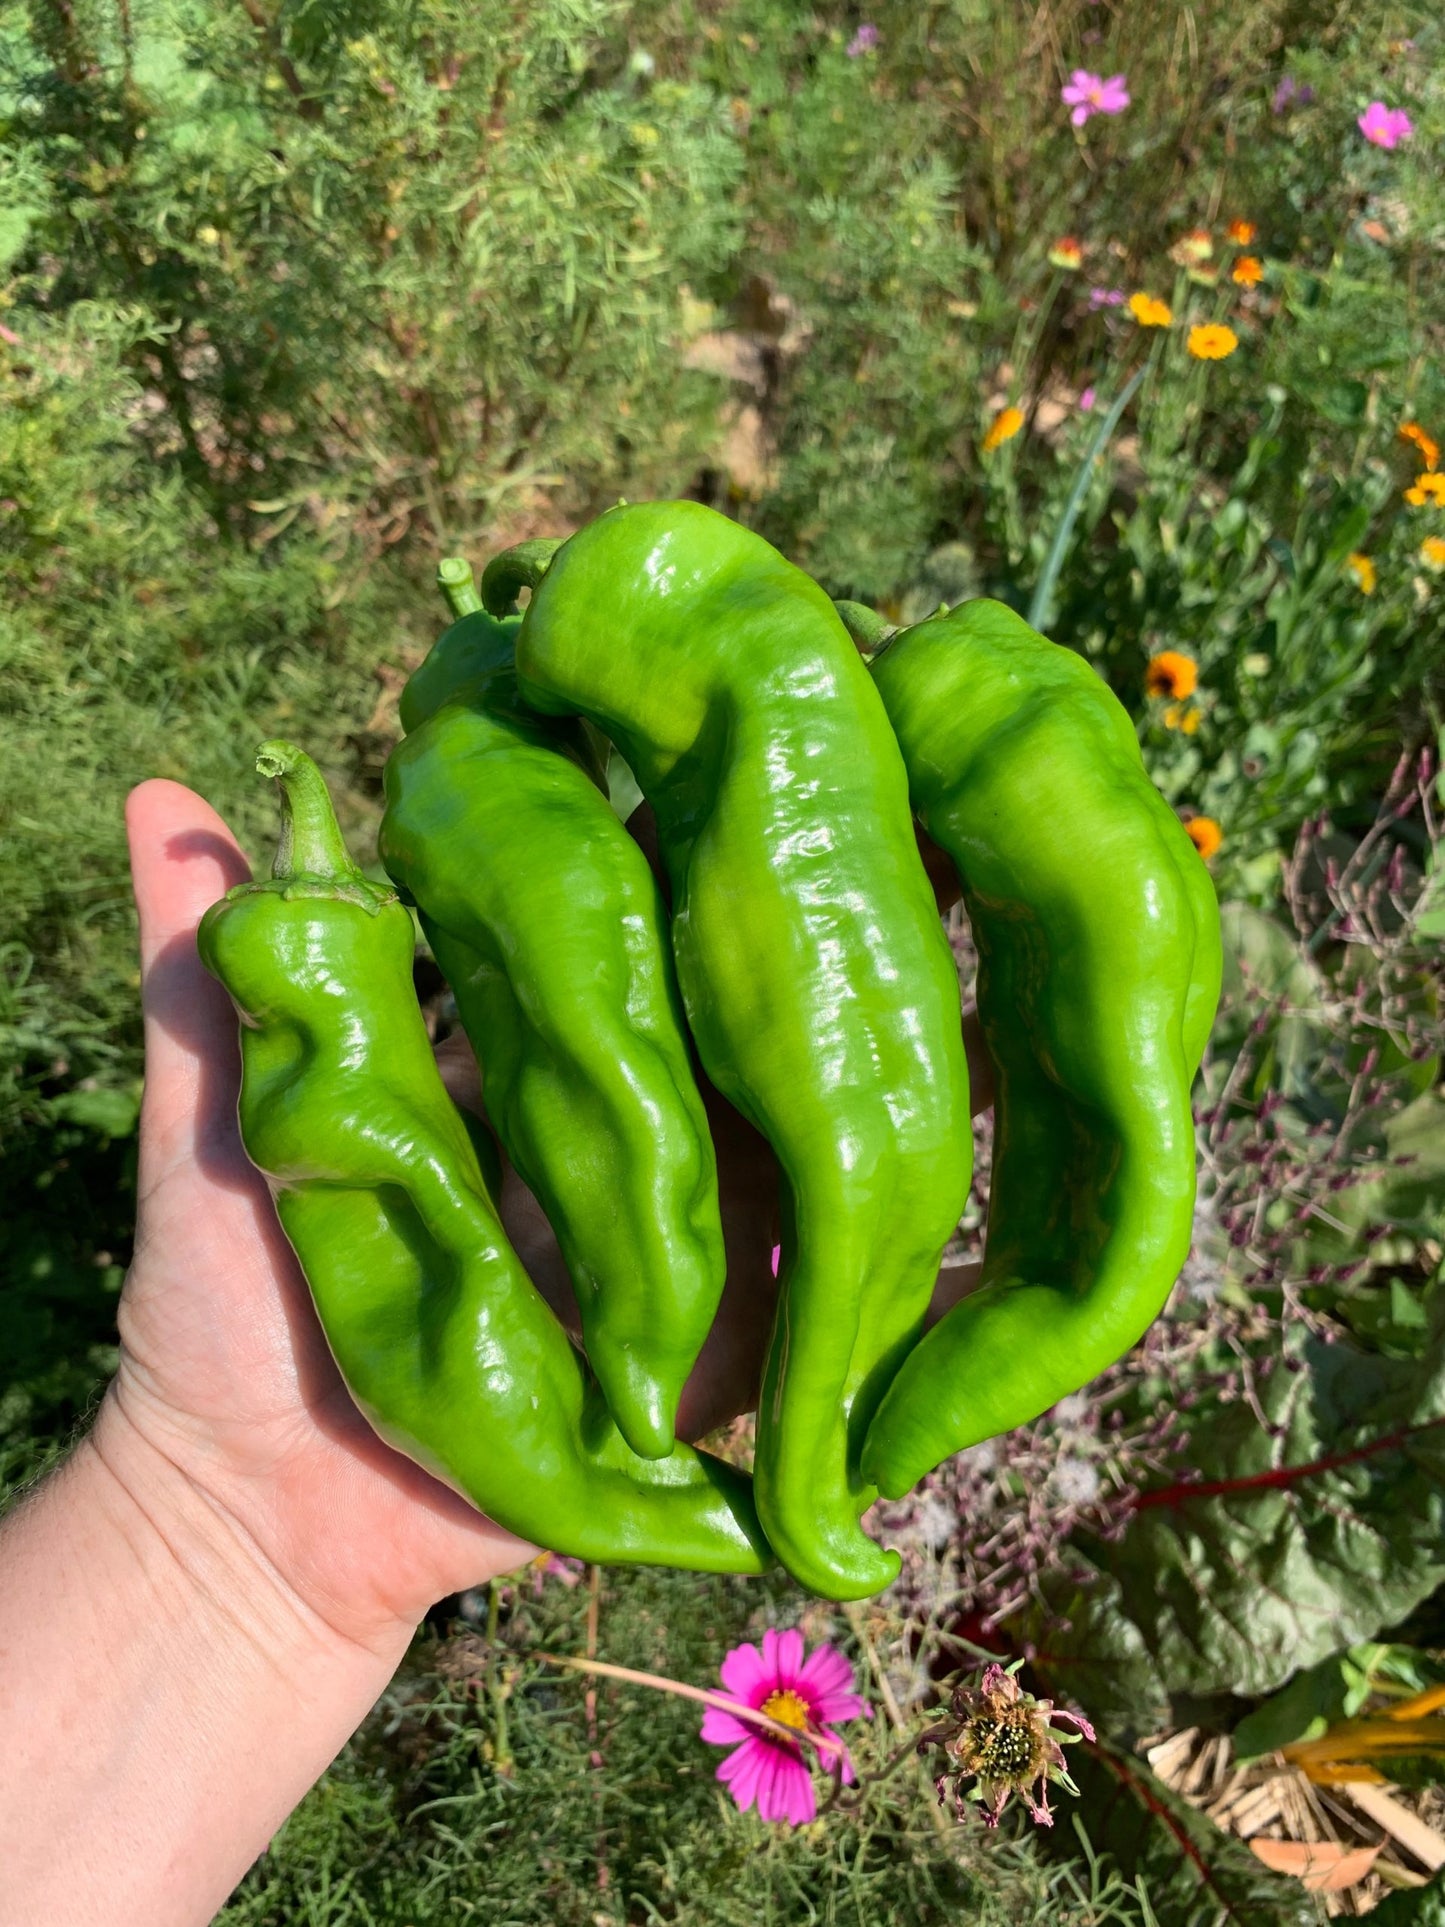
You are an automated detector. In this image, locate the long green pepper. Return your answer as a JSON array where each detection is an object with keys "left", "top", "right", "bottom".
[
  {"left": 379, "top": 561, "right": 726, "bottom": 1459},
  {"left": 198, "top": 741, "right": 770, "bottom": 1571},
  {"left": 483, "top": 502, "right": 973, "bottom": 1601},
  {"left": 849, "top": 600, "right": 1223, "bottom": 1498}
]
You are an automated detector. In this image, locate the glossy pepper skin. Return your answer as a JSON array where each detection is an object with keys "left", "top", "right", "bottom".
[
  {"left": 197, "top": 741, "right": 770, "bottom": 1572},
  {"left": 379, "top": 562, "right": 727, "bottom": 1460},
  {"left": 483, "top": 502, "right": 973, "bottom": 1601},
  {"left": 856, "top": 600, "right": 1223, "bottom": 1499}
]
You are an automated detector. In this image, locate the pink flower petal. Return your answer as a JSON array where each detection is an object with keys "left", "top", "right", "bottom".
[
  {"left": 797, "top": 1645, "right": 854, "bottom": 1699},
  {"left": 776, "top": 1755, "right": 817, "bottom": 1826},
  {"left": 717, "top": 1738, "right": 766, "bottom": 1813},
  {"left": 719, "top": 1641, "right": 768, "bottom": 1702},
  {"left": 772, "top": 1627, "right": 806, "bottom": 1687},
  {"left": 700, "top": 1707, "right": 752, "bottom": 1746},
  {"left": 1071, "top": 103, "right": 1090, "bottom": 125}
]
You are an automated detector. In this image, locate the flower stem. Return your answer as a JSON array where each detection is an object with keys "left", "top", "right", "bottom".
[{"left": 526, "top": 1652, "right": 846, "bottom": 1765}]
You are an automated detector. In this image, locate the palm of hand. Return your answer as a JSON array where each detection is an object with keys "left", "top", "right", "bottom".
[{"left": 114, "top": 780, "right": 783, "bottom": 1644}]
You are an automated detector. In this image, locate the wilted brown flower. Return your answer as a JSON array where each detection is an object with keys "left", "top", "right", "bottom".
[{"left": 917, "top": 1660, "right": 1095, "bottom": 1828}]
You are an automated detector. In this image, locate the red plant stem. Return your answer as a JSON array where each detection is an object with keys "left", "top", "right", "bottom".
[{"left": 1132, "top": 1416, "right": 1445, "bottom": 1513}]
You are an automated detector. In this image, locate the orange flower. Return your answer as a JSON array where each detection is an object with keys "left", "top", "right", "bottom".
[
  {"left": 1400, "top": 421, "right": 1441, "bottom": 470},
  {"left": 1188, "top": 323, "right": 1238, "bottom": 360},
  {"left": 1405, "top": 472, "right": 1445, "bottom": 507},
  {"left": 1346, "top": 553, "right": 1376, "bottom": 594},
  {"left": 982, "top": 405, "right": 1025, "bottom": 453},
  {"left": 1144, "top": 651, "right": 1198, "bottom": 700},
  {"left": 1226, "top": 219, "right": 1257, "bottom": 245},
  {"left": 1170, "top": 228, "right": 1214, "bottom": 268},
  {"left": 1185, "top": 817, "right": 1223, "bottom": 861},
  {"left": 1421, "top": 536, "right": 1445, "bottom": 571},
  {"left": 1048, "top": 237, "right": 1084, "bottom": 270},
  {"left": 1231, "top": 256, "right": 1264, "bottom": 287},
  {"left": 1128, "top": 292, "right": 1172, "bottom": 328}
]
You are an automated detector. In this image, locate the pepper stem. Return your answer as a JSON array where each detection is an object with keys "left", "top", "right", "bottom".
[
  {"left": 437, "top": 555, "right": 484, "bottom": 620},
  {"left": 481, "top": 538, "right": 563, "bottom": 616},
  {"left": 255, "top": 741, "right": 365, "bottom": 885},
  {"left": 833, "top": 600, "right": 898, "bottom": 659}
]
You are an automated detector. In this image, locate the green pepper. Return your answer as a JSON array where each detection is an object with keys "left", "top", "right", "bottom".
[
  {"left": 198, "top": 740, "right": 770, "bottom": 1572},
  {"left": 846, "top": 598, "right": 1222, "bottom": 1499},
  {"left": 379, "top": 560, "right": 727, "bottom": 1460},
  {"left": 483, "top": 502, "right": 972, "bottom": 1601}
]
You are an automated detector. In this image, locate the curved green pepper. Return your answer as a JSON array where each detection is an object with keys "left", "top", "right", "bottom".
[
  {"left": 483, "top": 502, "right": 972, "bottom": 1600},
  {"left": 379, "top": 562, "right": 727, "bottom": 1460},
  {"left": 198, "top": 740, "right": 770, "bottom": 1572},
  {"left": 852, "top": 599, "right": 1222, "bottom": 1498}
]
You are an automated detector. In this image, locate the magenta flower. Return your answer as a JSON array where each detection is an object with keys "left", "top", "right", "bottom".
[
  {"left": 846, "top": 24, "right": 879, "bottom": 58},
  {"left": 1087, "top": 286, "right": 1126, "bottom": 309},
  {"left": 1078, "top": 387, "right": 1096, "bottom": 412},
  {"left": 702, "top": 1629, "right": 870, "bottom": 1825},
  {"left": 1358, "top": 101, "right": 1413, "bottom": 149},
  {"left": 1060, "top": 70, "right": 1129, "bottom": 126}
]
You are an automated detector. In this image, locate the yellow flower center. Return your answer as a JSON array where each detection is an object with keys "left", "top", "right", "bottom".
[{"left": 759, "top": 1688, "right": 812, "bottom": 1733}]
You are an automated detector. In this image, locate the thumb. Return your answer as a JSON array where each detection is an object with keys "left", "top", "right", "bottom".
[{"left": 125, "top": 780, "right": 252, "bottom": 1182}]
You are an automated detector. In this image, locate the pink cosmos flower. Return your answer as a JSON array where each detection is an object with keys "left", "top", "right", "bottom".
[
  {"left": 846, "top": 24, "right": 879, "bottom": 58},
  {"left": 701, "top": 1629, "right": 870, "bottom": 1825},
  {"left": 1358, "top": 101, "right": 1413, "bottom": 149},
  {"left": 1060, "top": 70, "right": 1129, "bottom": 126}
]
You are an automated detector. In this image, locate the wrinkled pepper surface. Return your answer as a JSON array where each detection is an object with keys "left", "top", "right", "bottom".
[
  {"left": 379, "top": 560, "right": 726, "bottom": 1459},
  {"left": 852, "top": 599, "right": 1222, "bottom": 1499},
  {"left": 482, "top": 502, "right": 972, "bottom": 1600},
  {"left": 198, "top": 740, "right": 770, "bottom": 1570}
]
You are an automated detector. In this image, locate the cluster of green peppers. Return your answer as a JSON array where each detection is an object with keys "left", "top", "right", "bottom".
[{"left": 199, "top": 501, "right": 1221, "bottom": 1602}]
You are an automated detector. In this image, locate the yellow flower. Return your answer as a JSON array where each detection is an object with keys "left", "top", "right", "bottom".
[
  {"left": 1145, "top": 651, "right": 1198, "bottom": 700},
  {"left": 1128, "top": 292, "right": 1172, "bottom": 328},
  {"left": 982, "top": 405, "right": 1025, "bottom": 453},
  {"left": 1231, "top": 256, "right": 1264, "bottom": 287},
  {"left": 1400, "top": 421, "right": 1441, "bottom": 470},
  {"left": 1163, "top": 703, "right": 1202, "bottom": 733},
  {"left": 1346, "top": 553, "right": 1376, "bottom": 594},
  {"left": 1048, "top": 237, "right": 1084, "bottom": 270},
  {"left": 1170, "top": 228, "right": 1214, "bottom": 268},
  {"left": 1185, "top": 817, "right": 1223, "bottom": 861},
  {"left": 1421, "top": 536, "right": 1445, "bottom": 571},
  {"left": 1405, "top": 472, "right": 1445, "bottom": 507},
  {"left": 1188, "top": 323, "right": 1238, "bottom": 360},
  {"left": 1226, "top": 219, "right": 1257, "bottom": 246}
]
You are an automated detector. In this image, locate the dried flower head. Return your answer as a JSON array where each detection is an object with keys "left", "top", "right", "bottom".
[{"left": 918, "top": 1660, "right": 1095, "bottom": 1828}]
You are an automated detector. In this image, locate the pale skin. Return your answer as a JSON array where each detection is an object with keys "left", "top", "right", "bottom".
[{"left": 0, "top": 780, "right": 991, "bottom": 1927}]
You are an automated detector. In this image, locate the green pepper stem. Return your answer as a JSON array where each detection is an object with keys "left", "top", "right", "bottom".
[
  {"left": 255, "top": 741, "right": 365, "bottom": 884},
  {"left": 832, "top": 600, "right": 898, "bottom": 659},
  {"left": 480, "top": 538, "right": 563, "bottom": 617},
  {"left": 437, "top": 556, "right": 484, "bottom": 619}
]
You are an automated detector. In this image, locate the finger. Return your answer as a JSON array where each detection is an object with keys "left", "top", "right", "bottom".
[{"left": 126, "top": 780, "right": 252, "bottom": 1176}]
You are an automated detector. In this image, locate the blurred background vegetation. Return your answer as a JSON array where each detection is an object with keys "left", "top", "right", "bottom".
[{"left": 3, "top": 0, "right": 1444, "bottom": 1917}]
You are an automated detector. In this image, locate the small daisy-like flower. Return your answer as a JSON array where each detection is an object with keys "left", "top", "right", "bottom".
[
  {"left": 1358, "top": 102, "right": 1413, "bottom": 149},
  {"left": 1184, "top": 817, "right": 1223, "bottom": 860},
  {"left": 1406, "top": 472, "right": 1445, "bottom": 507},
  {"left": 702, "top": 1630, "right": 870, "bottom": 1826},
  {"left": 1421, "top": 536, "right": 1445, "bottom": 571},
  {"left": 1060, "top": 70, "right": 1130, "bottom": 126},
  {"left": 1188, "top": 323, "right": 1238, "bottom": 360},
  {"left": 1163, "top": 703, "right": 1201, "bottom": 733},
  {"left": 1145, "top": 651, "right": 1198, "bottom": 700},
  {"left": 982, "top": 405, "right": 1025, "bottom": 452},
  {"left": 1169, "top": 228, "right": 1213, "bottom": 268},
  {"left": 1231, "top": 255, "right": 1264, "bottom": 287},
  {"left": 1127, "top": 292, "right": 1172, "bottom": 328},
  {"left": 1088, "top": 286, "right": 1126, "bottom": 309},
  {"left": 1346, "top": 552, "right": 1376, "bottom": 594},
  {"left": 919, "top": 1661, "right": 1094, "bottom": 1829},
  {"left": 1226, "top": 219, "right": 1257, "bottom": 245},
  {"left": 1048, "top": 237, "right": 1084, "bottom": 270},
  {"left": 1400, "top": 421, "right": 1440, "bottom": 470}
]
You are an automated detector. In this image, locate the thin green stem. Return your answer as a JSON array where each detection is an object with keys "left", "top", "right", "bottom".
[
  {"left": 437, "top": 556, "right": 484, "bottom": 619},
  {"left": 254, "top": 741, "right": 363, "bottom": 884},
  {"left": 1027, "top": 363, "right": 1147, "bottom": 635},
  {"left": 833, "top": 600, "right": 897, "bottom": 658},
  {"left": 481, "top": 538, "right": 563, "bottom": 616}
]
